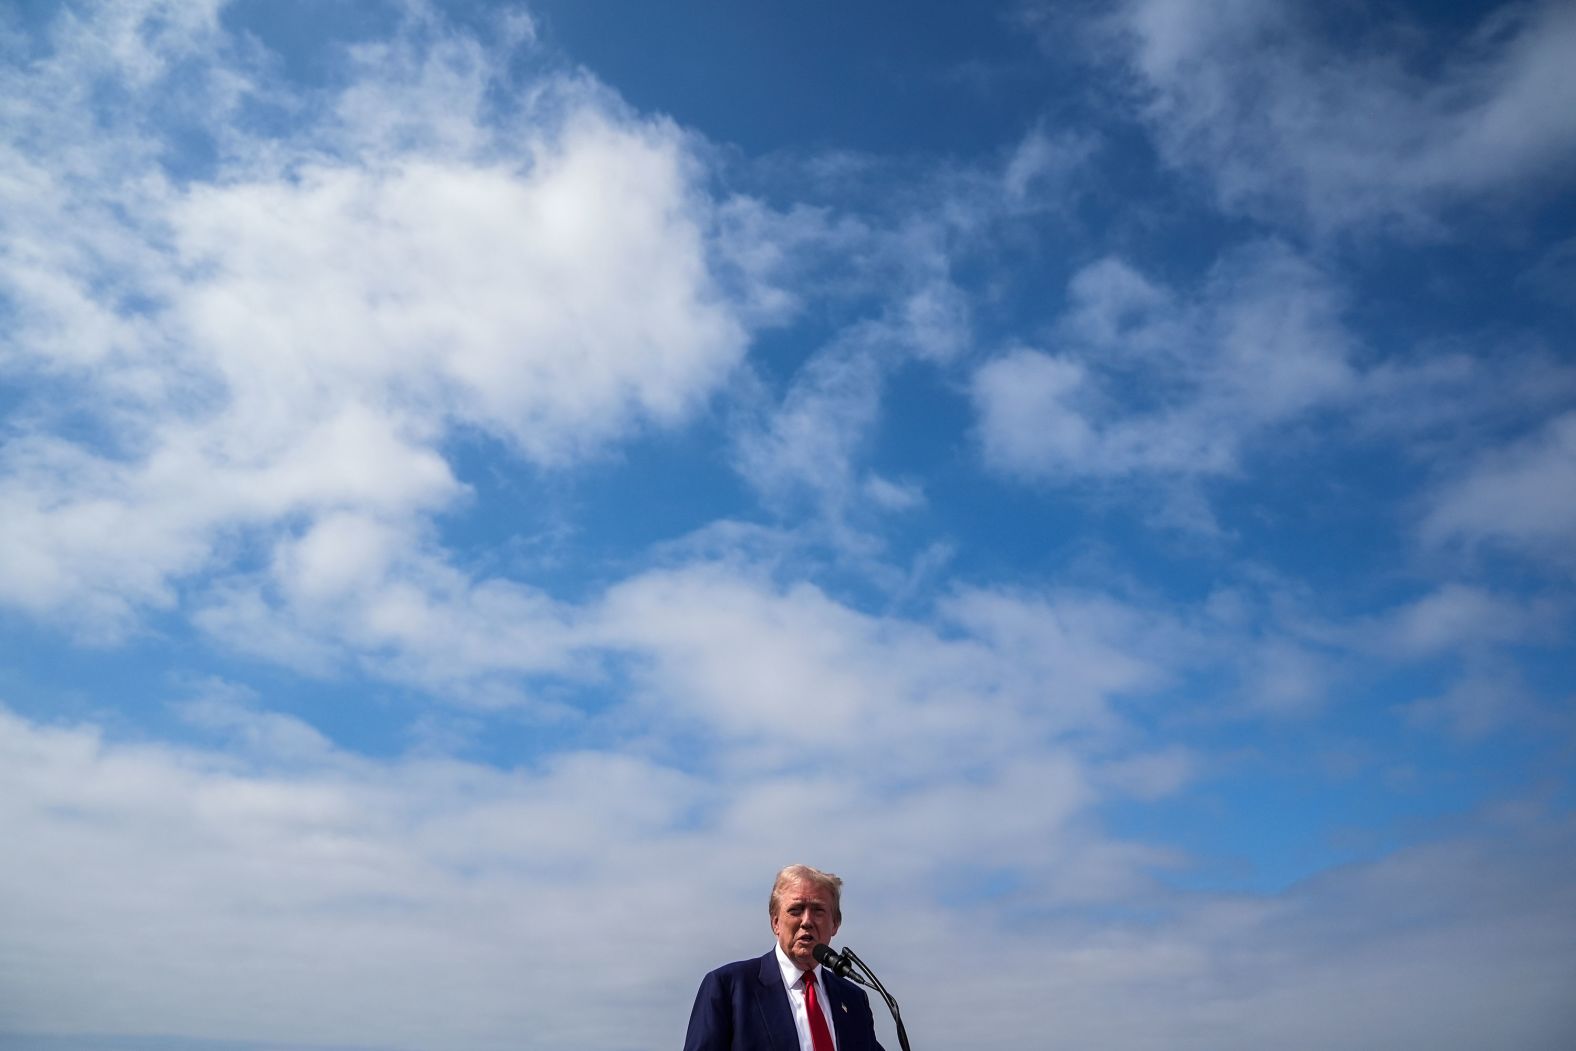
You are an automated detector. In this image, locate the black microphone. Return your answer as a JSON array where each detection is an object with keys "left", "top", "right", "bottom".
[{"left": 812, "top": 943, "right": 860, "bottom": 981}]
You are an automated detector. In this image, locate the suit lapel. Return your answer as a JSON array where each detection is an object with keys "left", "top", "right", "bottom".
[
  {"left": 822, "top": 971, "right": 858, "bottom": 1051},
  {"left": 756, "top": 951, "right": 798, "bottom": 1051}
]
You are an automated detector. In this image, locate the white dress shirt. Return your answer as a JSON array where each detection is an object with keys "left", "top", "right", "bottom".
[{"left": 774, "top": 942, "right": 840, "bottom": 1051}]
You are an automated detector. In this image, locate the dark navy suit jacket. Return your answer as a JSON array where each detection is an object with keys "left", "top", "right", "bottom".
[{"left": 683, "top": 951, "right": 886, "bottom": 1051}]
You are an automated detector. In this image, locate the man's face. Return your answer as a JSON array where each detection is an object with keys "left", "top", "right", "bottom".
[{"left": 771, "top": 878, "right": 841, "bottom": 970}]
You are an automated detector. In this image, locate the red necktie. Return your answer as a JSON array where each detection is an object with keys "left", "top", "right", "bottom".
[{"left": 803, "top": 969, "right": 836, "bottom": 1051}]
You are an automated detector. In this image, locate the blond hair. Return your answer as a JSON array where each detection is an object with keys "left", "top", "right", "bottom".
[{"left": 769, "top": 864, "right": 844, "bottom": 922}]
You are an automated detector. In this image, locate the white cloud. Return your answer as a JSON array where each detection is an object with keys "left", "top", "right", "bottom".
[
  {"left": 1002, "top": 124, "right": 1097, "bottom": 204},
  {"left": 732, "top": 337, "right": 888, "bottom": 525},
  {"left": 973, "top": 347, "right": 1095, "bottom": 473},
  {"left": 0, "top": 1, "right": 748, "bottom": 647},
  {"left": 588, "top": 561, "right": 1223, "bottom": 794},
  {"left": 0, "top": 641, "right": 1142, "bottom": 1050},
  {"left": 174, "top": 679, "right": 340, "bottom": 766},
  {"left": 715, "top": 116, "right": 1104, "bottom": 540},
  {"left": 728, "top": 281, "right": 960, "bottom": 538},
  {"left": 0, "top": 703, "right": 713, "bottom": 1051},
  {"left": 1402, "top": 665, "right": 1535, "bottom": 741},
  {"left": 1108, "top": 0, "right": 1576, "bottom": 232},
  {"left": 1238, "top": 637, "right": 1331, "bottom": 717},
  {"left": 189, "top": 514, "right": 586, "bottom": 703},
  {"left": 972, "top": 243, "right": 1354, "bottom": 481},
  {"left": 862, "top": 474, "right": 925, "bottom": 511},
  {"left": 173, "top": 115, "right": 742, "bottom": 462},
  {"left": 4, "top": 703, "right": 1573, "bottom": 1051},
  {"left": 890, "top": 810, "right": 1576, "bottom": 1051},
  {"left": 1348, "top": 342, "right": 1576, "bottom": 449},
  {"left": 1422, "top": 411, "right": 1576, "bottom": 569},
  {"left": 1379, "top": 583, "right": 1552, "bottom": 657},
  {"left": 1096, "top": 746, "right": 1195, "bottom": 800},
  {"left": 714, "top": 119, "right": 1102, "bottom": 538}
]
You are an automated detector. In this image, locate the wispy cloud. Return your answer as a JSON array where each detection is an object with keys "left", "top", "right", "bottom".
[
  {"left": 971, "top": 241, "right": 1353, "bottom": 483},
  {"left": 1422, "top": 411, "right": 1576, "bottom": 571},
  {"left": 1102, "top": 0, "right": 1576, "bottom": 233}
]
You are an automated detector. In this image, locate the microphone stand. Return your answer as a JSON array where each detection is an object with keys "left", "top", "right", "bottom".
[{"left": 838, "top": 947, "right": 912, "bottom": 1051}]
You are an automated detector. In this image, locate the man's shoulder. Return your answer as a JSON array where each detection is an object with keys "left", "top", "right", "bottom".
[{"left": 703, "top": 951, "right": 774, "bottom": 983}]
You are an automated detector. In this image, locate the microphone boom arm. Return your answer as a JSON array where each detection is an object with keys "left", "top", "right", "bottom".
[{"left": 838, "top": 946, "right": 912, "bottom": 1051}]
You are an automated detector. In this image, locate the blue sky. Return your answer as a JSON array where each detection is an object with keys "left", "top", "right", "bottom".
[{"left": 1, "top": 1, "right": 1574, "bottom": 1049}]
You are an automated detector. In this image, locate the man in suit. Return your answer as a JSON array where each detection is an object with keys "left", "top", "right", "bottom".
[{"left": 683, "top": 865, "right": 886, "bottom": 1051}]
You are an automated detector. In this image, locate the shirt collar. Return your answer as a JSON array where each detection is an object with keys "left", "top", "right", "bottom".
[{"left": 774, "top": 942, "right": 821, "bottom": 989}]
